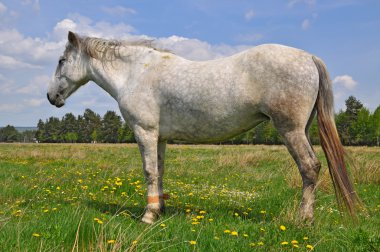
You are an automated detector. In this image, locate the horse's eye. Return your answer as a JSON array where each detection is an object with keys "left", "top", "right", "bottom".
[{"left": 59, "top": 58, "right": 66, "bottom": 65}]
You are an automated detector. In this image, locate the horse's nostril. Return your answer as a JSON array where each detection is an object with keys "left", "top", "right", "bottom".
[{"left": 56, "top": 94, "right": 59, "bottom": 98}]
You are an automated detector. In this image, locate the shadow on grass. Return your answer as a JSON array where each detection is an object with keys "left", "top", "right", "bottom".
[{"left": 84, "top": 200, "right": 185, "bottom": 221}]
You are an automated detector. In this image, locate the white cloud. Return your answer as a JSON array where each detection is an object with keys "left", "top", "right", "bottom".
[
  {"left": 52, "top": 15, "right": 135, "bottom": 40},
  {"left": 0, "top": 54, "right": 42, "bottom": 69},
  {"left": 21, "top": 0, "right": 40, "bottom": 12},
  {"left": 102, "top": 6, "right": 137, "bottom": 16},
  {"left": 156, "top": 35, "right": 250, "bottom": 61},
  {"left": 0, "top": 103, "right": 22, "bottom": 112},
  {"left": 24, "top": 98, "right": 45, "bottom": 107},
  {"left": 17, "top": 74, "right": 50, "bottom": 95},
  {"left": 333, "top": 75, "right": 358, "bottom": 90},
  {"left": 244, "top": 10, "right": 255, "bottom": 21},
  {"left": 302, "top": 19, "right": 310, "bottom": 30},
  {"left": 288, "top": 0, "right": 316, "bottom": 8},
  {"left": 235, "top": 33, "right": 263, "bottom": 43},
  {"left": 0, "top": 2, "right": 7, "bottom": 14}
]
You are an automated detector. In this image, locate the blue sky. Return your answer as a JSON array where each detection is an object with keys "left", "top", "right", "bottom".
[{"left": 0, "top": 0, "right": 379, "bottom": 126}]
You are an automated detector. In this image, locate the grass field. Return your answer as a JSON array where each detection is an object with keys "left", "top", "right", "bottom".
[{"left": 0, "top": 143, "right": 379, "bottom": 251}]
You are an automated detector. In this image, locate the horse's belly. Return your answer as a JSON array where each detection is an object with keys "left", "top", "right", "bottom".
[{"left": 159, "top": 109, "right": 267, "bottom": 142}]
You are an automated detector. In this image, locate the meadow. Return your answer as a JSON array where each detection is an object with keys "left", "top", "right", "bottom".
[{"left": 0, "top": 143, "right": 379, "bottom": 251}]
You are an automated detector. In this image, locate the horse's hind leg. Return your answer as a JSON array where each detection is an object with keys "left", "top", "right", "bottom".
[{"left": 280, "top": 129, "right": 321, "bottom": 221}]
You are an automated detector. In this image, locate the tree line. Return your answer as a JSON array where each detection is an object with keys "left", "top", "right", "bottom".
[{"left": 1, "top": 96, "right": 379, "bottom": 146}]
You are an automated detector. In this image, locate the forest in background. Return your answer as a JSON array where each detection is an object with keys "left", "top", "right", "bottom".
[{"left": 1, "top": 96, "right": 379, "bottom": 146}]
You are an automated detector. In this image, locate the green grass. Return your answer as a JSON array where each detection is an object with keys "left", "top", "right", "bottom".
[{"left": 0, "top": 143, "right": 379, "bottom": 251}]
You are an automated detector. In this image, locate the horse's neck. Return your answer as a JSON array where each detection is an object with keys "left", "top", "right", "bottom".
[{"left": 88, "top": 46, "right": 161, "bottom": 100}]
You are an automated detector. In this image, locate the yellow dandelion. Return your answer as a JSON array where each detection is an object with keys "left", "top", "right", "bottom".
[
  {"left": 189, "top": 240, "right": 197, "bottom": 245},
  {"left": 280, "top": 225, "right": 286, "bottom": 231},
  {"left": 249, "top": 242, "right": 256, "bottom": 247},
  {"left": 291, "top": 240, "right": 298, "bottom": 244},
  {"left": 306, "top": 244, "right": 314, "bottom": 250},
  {"left": 199, "top": 210, "right": 206, "bottom": 214},
  {"left": 257, "top": 241, "right": 264, "bottom": 246},
  {"left": 208, "top": 218, "right": 214, "bottom": 222},
  {"left": 191, "top": 221, "right": 200, "bottom": 225},
  {"left": 234, "top": 212, "right": 239, "bottom": 217},
  {"left": 188, "top": 192, "right": 193, "bottom": 196},
  {"left": 185, "top": 209, "right": 191, "bottom": 213},
  {"left": 303, "top": 236, "right": 309, "bottom": 240},
  {"left": 43, "top": 209, "right": 49, "bottom": 213},
  {"left": 107, "top": 240, "right": 116, "bottom": 244},
  {"left": 214, "top": 236, "right": 220, "bottom": 240},
  {"left": 281, "top": 241, "right": 289, "bottom": 245},
  {"left": 32, "top": 233, "right": 41, "bottom": 237},
  {"left": 224, "top": 229, "right": 231, "bottom": 234},
  {"left": 293, "top": 244, "right": 300, "bottom": 248},
  {"left": 231, "top": 231, "right": 238, "bottom": 236},
  {"left": 160, "top": 223, "right": 166, "bottom": 228},
  {"left": 260, "top": 210, "right": 266, "bottom": 214},
  {"left": 78, "top": 179, "right": 83, "bottom": 183},
  {"left": 243, "top": 234, "right": 249, "bottom": 238},
  {"left": 132, "top": 240, "right": 138, "bottom": 245}
]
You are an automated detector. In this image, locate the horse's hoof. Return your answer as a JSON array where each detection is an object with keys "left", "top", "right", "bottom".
[{"left": 141, "top": 210, "right": 159, "bottom": 224}]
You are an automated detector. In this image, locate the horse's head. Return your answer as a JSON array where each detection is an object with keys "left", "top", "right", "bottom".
[{"left": 47, "top": 31, "right": 90, "bottom": 107}]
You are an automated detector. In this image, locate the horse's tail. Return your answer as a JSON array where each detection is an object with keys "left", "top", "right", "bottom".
[{"left": 312, "top": 56, "right": 360, "bottom": 218}]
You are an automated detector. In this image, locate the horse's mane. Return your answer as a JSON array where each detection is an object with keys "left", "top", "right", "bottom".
[{"left": 80, "top": 36, "right": 170, "bottom": 61}]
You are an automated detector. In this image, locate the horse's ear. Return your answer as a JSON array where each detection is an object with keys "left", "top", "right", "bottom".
[{"left": 68, "top": 31, "right": 80, "bottom": 48}]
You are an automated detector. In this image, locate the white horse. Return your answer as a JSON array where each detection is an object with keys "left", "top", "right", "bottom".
[{"left": 47, "top": 31, "right": 359, "bottom": 223}]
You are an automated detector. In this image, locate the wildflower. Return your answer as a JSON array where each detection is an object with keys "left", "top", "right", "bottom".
[
  {"left": 249, "top": 243, "right": 256, "bottom": 247},
  {"left": 257, "top": 241, "right": 264, "bottom": 246},
  {"left": 56, "top": 186, "right": 61, "bottom": 190},
  {"left": 78, "top": 179, "right": 83, "bottom": 183},
  {"left": 260, "top": 227, "right": 265, "bottom": 232},
  {"left": 231, "top": 231, "right": 238, "bottom": 236},
  {"left": 52, "top": 208, "right": 58, "bottom": 211},
  {"left": 188, "top": 192, "right": 193, "bottom": 196},
  {"left": 132, "top": 240, "right": 138, "bottom": 245},
  {"left": 160, "top": 223, "right": 166, "bottom": 228},
  {"left": 107, "top": 240, "right": 116, "bottom": 244},
  {"left": 303, "top": 236, "right": 309, "bottom": 240},
  {"left": 94, "top": 218, "right": 103, "bottom": 224},
  {"left": 281, "top": 241, "right": 289, "bottom": 245},
  {"left": 208, "top": 218, "right": 214, "bottom": 222},
  {"left": 81, "top": 185, "right": 88, "bottom": 190},
  {"left": 291, "top": 240, "right": 298, "bottom": 244},
  {"left": 32, "top": 233, "right": 41, "bottom": 237},
  {"left": 185, "top": 209, "right": 191, "bottom": 213},
  {"left": 189, "top": 240, "right": 197, "bottom": 245},
  {"left": 43, "top": 209, "right": 49, "bottom": 213},
  {"left": 196, "top": 215, "right": 204, "bottom": 219},
  {"left": 121, "top": 192, "right": 127, "bottom": 196},
  {"left": 293, "top": 244, "right": 300, "bottom": 248},
  {"left": 191, "top": 221, "right": 200, "bottom": 225},
  {"left": 224, "top": 229, "right": 231, "bottom": 234},
  {"left": 243, "top": 234, "right": 249, "bottom": 238},
  {"left": 115, "top": 181, "right": 122, "bottom": 186},
  {"left": 306, "top": 244, "right": 314, "bottom": 250},
  {"left": 199, "top": 210, "right": 206, "bottom": 214},
  {"left": 260, "top": 210, "right": 266, "bottom": 214},
  {"left": 280, "top": 225, "right": 286, "bottom": 231},
  {"left": 214, "top": 236, "right": 220, "bottom": 240}
]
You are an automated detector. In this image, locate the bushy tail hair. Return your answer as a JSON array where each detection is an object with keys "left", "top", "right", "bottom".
[{"left": 312, "top": 56, "right": 360, "bottom": 218}]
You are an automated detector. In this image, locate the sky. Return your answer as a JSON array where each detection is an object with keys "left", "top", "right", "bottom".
[{"left": 0, "top": 0, "right": 379, "bottom": 126}]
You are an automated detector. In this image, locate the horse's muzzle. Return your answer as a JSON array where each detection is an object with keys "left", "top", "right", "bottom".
[{"left": 47, "top": 93, "right": 64, "bottom": 108}]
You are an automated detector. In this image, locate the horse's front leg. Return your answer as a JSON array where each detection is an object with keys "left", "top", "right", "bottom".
[{"left": 134, "top": 127, "right": 162, "bottom": 224}]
